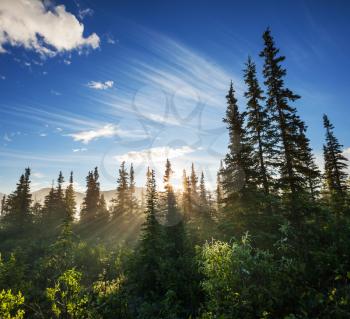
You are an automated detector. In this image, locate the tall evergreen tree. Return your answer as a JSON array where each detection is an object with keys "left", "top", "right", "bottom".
[
  {"left": 3, "top": 168, "right": 32, "bottom": 231},
  {"left": 112, "top": 162, "right": 130, "bottom": 218},
  {"left": 96, "top": 194, "right": 109, "bottom": 223},
  {"left": 54, "top": 171, "right": 66, "bottom": 222},
  {"left": 243, "top": 56, "right": 271, "bottom": 195},
  {"left": 190, "top": 163, "right": 199, "bottom": 208},
  {"left": 199, "top": 171, "right": 208, "bottom": 212},
  {"left": 131, "top": 168, "right": 162, "bottom": 304},
  {"left": 129, "top": 163, "right": 138, "bottom": 214},
  {"left": 182, "top": 169, "right": 192, "bottom": 218},
  {"left": 81, "top": 168, "right": 100, "bottom": 223},
  {"left": 43, "top": 183, "right": 56, "bottom": 224},
  {"left": 1, "top": 195, "right": 6, "bottom": 216},
  {"left": 259, "top": 28, "right": 318, "bottom": 217},
  {"left": 221, "top": 82, "right": 256, "bottom": 207},
  {"left": 323, "top": 114, "right": 348, "bottom": 210},
  {"left": 65, "top": 172, "right": 76, "bottom": 222},
  {"left": 216, "top": 160, "right": 224, "bottom": 211}
]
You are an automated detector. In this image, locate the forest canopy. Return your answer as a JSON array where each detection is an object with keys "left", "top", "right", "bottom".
[{"left": 0, "top": 29, "right": 349, "bottom": 319}]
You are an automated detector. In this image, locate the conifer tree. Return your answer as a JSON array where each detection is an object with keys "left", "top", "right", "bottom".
[
  {"left": 259, "top": 28, "right": 318, "bottom": 216},
  {"left": 297, "top": 122, "right": 321, "bottom": 202},
  {"left": 1, "top": 195, "right": 6, "bottom": 216},
  {"left": 112, "top": 162, "right": 130, "bottom": 218},
  {"left": 182, "top": 169, "right": 192, "bottom": 217},
  {"left": 216, "top": 160, "right": 224, "bottom": 211},
  {"left": 129, "top": 163, "right": 138, "bottom": 214},
  {"left": 65, "top": 172, "right": 76, "bottom": 222},
  {"left": 54, "top": 171, "right": 66, "bottom": 222},
  {"left": 96, "top": 194, "right": 109, "bottom": 222},
  {"left": 163, "top": 159, "right": 180, "bottom": 227},
  {"left": 221, "top": 82, "right": 256, "bottom": 207},
  {"left": 323, "top": 114, "right": 348, "bottom": 209},
  {"left": 161, "top": 160, "right": 190, "bottom": 315},
  {"left": 81, "top": 168, "right": 100, "bottom": 223},
  {"left": 190, "top": 163, "right": 199, "bottom": 207},
  {"left": 199, "top": 171, "right": 208, "bottom": 212},
  {"left": 3, "top": 168, "right": 32, "bottom": 231},
  {"left": 132, "top": 168, "right": 162, "bottom": 299},
  {"left": 43, "top": 183, "right": 56, "bottom": 224},
  {"left": 243, "top": 56, "right": 271, "bottom": 195}
]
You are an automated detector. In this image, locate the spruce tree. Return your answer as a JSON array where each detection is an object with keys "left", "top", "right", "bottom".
[
  {"left": 65, "top": 172, "right": 76, "bottom": 222},
  {"left": 161, "top": 160, "right": 191, "bottom": 316},
  {"left": 323, "top": 114, "right": 348, "bottom": 210},
  {"left": 181, "top": 169, "right": 192, "bottom": 218},
  {"left": 96, "top": 194, "right": 109, "bottom": 222},
  {"left": 81, "top": 168, "right": 100, "bottom": 223},
  {"left": 132, "top": 168, "right": 162, "bottom": 301},
  {"left": 216, "top": 160, "right": 224, "bottom": 211},
  {"left": 199, "top": 171, "right": 208, "bottom": 212},
  {"left": 1, "top": 195, "right": 6, "bottom": 216},
  {"left": 3, "top": 168, "right": 32, "bottom": 231},
  {"left": 129, "top": 163, "right": 138, "bottom": 214},
  {"left": 259, "top": 28, "right": 318, "bottom": 217},
  {"left": 190, "top": 163, "right": 199, "bottom": 208},
  {"left": 43, "top": 184, "right": 56, "bottom": 224},
  {"left": 243, "top": 56, "right": 271, "bottom": 195},
  {"left": 54, "top": 171, "right": 66, "bottom": 222},
  {"left": 112, "top": 161, "right": 130, "bottom": 218},
  {"left": 221, "top": 82, "right": 256, "bottom": 207}
]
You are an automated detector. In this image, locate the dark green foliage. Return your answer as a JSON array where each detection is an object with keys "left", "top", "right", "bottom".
[
  {"left": 244, "top": 57, "right": 271, "bottom": 195},
  {"left": 111, "top": 162, "right": 130, "bottom": 218},
  {"left": 3, "top": 168, "right": 32, "bottom": 232},
  {"left": 65, "top": 172, "right": 76, "bottom": 222},
  {"left": 1, "top": 28, "right": 350, "bottom": 319},
  {"left": 81, "top": 167, "right": 101, "bottom": 223},
  {"left": 323, "top": 114, "right": 349, "bottom": 212},
  {"left": 260, "top": 29, "right": 320, "bottom": 221}
]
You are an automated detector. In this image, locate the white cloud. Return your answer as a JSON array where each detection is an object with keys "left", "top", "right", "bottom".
[
  {"left": 0, "top": 0, "right": 100, "bottom": 56},
  {"left": 56, "top": 127, "right": 63, "bottom": 132},
  {"left": 32, "top": 171, "right": 45, "bottom": 179},
  {"left": 87, "top": 80, "right": 114, "bottom": 90},
  {"left": 69, "top": 124, "right": 120, "bottom": 144},
  {"left": 63, "top": 59, "right": 71, "bottom": 65},
  {"left": 50, "top": 89, "right": 62, "bottom": 96},
  {"left": 73, "top": 148, "right": 87, "bottom": 152},
  {"left": 78, "top": 8, "right": 94, "bottom": 20},
  {"left": 39, "top": 133, "right": 47, "bottom": 137},
  {"left": 115, "top": 145, "right": 195, "bottom": 164},
  {"left": 106, "top": 34, "right": 116, "bottom": 44},
  {"left": 0, "top": 75, "right": 5, "bottom": 80},
  {"left": 3, "top": 133, "right": 11, "bottom": 142}
]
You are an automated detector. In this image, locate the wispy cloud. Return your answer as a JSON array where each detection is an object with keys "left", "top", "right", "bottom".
[
  {"left": 115, "top": 145, "right": 196, "bottom": 164},
  {"left": 73, "top": 148, "right": 87, "bottom": 153},
  {"left": 87, "top": 80, "right": 114, "bottom": 90},
  {"left": 50, "top": 89, "right": 62, "bottom": 96},
  {"left": 0, "top": 75, "right": 5, "bottom": 80},
  {"left": 3, "top": 133, "right": 11, "bottom": 142},
  {"left": 78, "top": 8, "right": 94, "bottom": 20},
  {"left": 0, "top": 0, "right": 99, "bottom": 56},
  {"left": 68, "top": 124, "right": 145, "bottom": 144},
  {"left": 32, "top": 171, "right": 45, "bottom": 179}
]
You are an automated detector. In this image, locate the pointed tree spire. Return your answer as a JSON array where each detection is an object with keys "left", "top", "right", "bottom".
[
  {"left": 65, "top": 171, "right": 76, "bottom": 222},
  {"left": 243, "top": 56, "right": 271, "bottom": 195},
  {"left": 259, "top": 28, "right": 317, "bottom": 218},
  {"left": 323, "top": 114, "right": 348, "bottom": 210}
]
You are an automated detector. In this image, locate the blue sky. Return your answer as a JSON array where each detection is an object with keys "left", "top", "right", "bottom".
[{"left": 0, "top": 0, "right": 349, "bottom": 193}]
